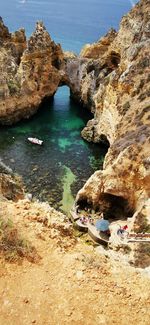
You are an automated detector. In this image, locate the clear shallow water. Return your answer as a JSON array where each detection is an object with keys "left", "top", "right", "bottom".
[
  {"left": 0, "top": 87, "right": 107, "bottom": 213},
  {"left": 0, "top": 0, "right": 138, "bottom": 212},
  {"left": 0, "top": 0, "right": 137, "bottom": 53}
]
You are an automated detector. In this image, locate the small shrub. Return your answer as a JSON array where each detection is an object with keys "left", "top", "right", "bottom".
[
  {"left": 7, "top": 80, "right": 20, "bottom": 95},
  {"left": 0, "top": 215, "right": 40, "bottom": 263}
]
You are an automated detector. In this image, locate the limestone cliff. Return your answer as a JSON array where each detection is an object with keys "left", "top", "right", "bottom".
[
  {"left": 65, "top": 0, "right": 150, "bottom": 236},
  {"left": 0, "top": 19, "right": 64, "bottom": 124},
  {"left": 0, "top": 0, "right": 150, "bottom": 265}
]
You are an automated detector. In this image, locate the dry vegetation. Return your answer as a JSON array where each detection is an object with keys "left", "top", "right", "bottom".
[{"left": 0, "top": 214, "right": 39, "bottom": 263}]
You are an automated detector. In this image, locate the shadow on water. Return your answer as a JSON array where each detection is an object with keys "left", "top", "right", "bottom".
[{"left": 0, "top": 86, "right": 108, "bottom": 213}]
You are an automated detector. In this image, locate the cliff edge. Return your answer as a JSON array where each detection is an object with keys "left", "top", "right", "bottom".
[{"left": 69, "top": 0, "right": 150, "bottom": 238}]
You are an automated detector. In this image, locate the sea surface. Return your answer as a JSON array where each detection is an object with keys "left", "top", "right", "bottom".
[
  {"left": 0, "top": 0, "right": 137, "bottom": 213},
  {"left": 1, "top": 0, "right": 137, "bottom": 53}
]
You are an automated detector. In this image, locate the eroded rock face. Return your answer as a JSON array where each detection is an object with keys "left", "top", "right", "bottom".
[
  {"left": 73, "top": 0, "right": 150, "bottom": 234},
  {"left": 0, "top": 161, "right": 24, "bottom": 201},
  {"left": 0, "top": 20, "right": 64, "bottom": 124},
  {"left": 80, "top": 28, "right": 117, "bottom": 59}
]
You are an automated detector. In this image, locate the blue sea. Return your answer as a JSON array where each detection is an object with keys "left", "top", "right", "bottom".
[
  {"left": 1, "top": 0, "right": 138, "bottom": 53},
  {"left": 0, "top": 0, "right": 138, "bottom": 213}
]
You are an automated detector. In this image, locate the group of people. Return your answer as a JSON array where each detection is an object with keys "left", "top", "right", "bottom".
[
  {"left": 79, "top": 214, "right": 128, "bottom": 240},
  {"left": 76, "top": 204, "right": 129, "bottom": 239},
  {"left": 79, "top": 216, "right": 94, "bottom": 225}
]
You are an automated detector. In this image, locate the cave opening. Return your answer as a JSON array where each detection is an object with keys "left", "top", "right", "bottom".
[
  {"left": 76, "top": 193, "right": 134, "bottom": 222},
  {"left": 98, "top": 193, "right": 134, "bottom": 221},
  {"left": 99, "top": 134, "right": 110, "bottom": 147}
]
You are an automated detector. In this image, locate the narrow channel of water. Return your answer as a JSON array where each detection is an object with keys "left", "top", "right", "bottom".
[{"left": 0, "top": 86, "right": 107, "bottom": 213}]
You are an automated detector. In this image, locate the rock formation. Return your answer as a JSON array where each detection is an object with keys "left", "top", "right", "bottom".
[
  {"left": 0, "top": 0, "right": 150, "bottom": 264},
  {"left": 0, "top": 160, "right": 24, "bottom": 201},
  {"left": 0, "top": 19, "right": 64, "bottom": 124},
  {"left": 69, "top": 0, "right": 150, "bottom": 250}
]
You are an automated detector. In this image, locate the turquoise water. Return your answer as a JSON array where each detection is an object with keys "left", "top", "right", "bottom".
[
  {"left": 0, "top": 87, "right": 107, "bottom": 212},
  {"left": 0, "top": 0, "right": 138, "bottom": 212}
]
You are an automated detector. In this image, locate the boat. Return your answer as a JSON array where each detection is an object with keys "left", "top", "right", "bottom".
[
  {"left": 88, "top": 224, "right": 109, "bottom": 245},
  {"left": 74, "top": 219, "right": 89, "bottom": 232},
  {"left": 28, "top": 137, "right": 43, "bottom": 145},
  {"left": 74, "top": 216, "right": 94, "bottom": 232}
]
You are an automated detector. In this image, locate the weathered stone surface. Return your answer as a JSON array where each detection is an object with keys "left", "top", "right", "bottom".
[
  {"left": 74, "top": 0, "right": 150, "bottom": 243},
  {"left": 0, "top": 20, "right": 64, "bottom": 124},
  {"left": 80, "top": 28, "right": 117, "bottom": 59},
  {"left": 0, "top": 161, "right": 24, "bottom": 200}
]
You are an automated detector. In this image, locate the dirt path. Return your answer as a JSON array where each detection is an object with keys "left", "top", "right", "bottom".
[{"left": 0, "top": 200, "right": 150, "bottom": 325}]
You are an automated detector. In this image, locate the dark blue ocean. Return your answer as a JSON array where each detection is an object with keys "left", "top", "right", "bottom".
[
  {"left": 1, "top": 0, "right": 137, "bottom": 53},
  {"left": 0, "top": 0, "right": 138, "bottom": 213}
]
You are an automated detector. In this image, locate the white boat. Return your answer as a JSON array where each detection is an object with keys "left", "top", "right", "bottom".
[{"left": 28, "top": 137, "right": 43, "bottom": 145}]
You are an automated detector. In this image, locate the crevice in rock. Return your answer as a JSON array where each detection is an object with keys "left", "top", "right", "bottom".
[
  {"left": 107, "top": 51, "right": 121, "bottom": 69},
  {"left": 52, "top": 58, "right": 62, "bottom": 69},
  {"left": 99, "top": 134, "right": 110, "bottom": 147}
]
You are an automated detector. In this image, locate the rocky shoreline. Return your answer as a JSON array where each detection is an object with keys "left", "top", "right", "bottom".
[{"left": 0, "top": 0, "right": 150, "bottom": 266}]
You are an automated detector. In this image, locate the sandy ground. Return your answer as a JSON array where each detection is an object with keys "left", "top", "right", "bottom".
[{"left": 0, "top": 200, "right": 150, "bottom": 325}]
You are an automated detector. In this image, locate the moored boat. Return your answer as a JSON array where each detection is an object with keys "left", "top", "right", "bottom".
[
  {"left": 88, "top": 224, "right": 109, "bottom": 245},
  {"left": 28, "top": 137, "right": 43, "bottom": 145}
]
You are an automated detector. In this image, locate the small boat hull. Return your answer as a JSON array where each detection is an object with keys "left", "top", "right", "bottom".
[
  {"left": 88, "top": 224, "right": 109, "bottom": 245},
  {"left": 74, "top": 219, "right": 89, "bottom": 232},
  {"left": 28, "top": 137, "right": 43, "bottom": 145}
]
